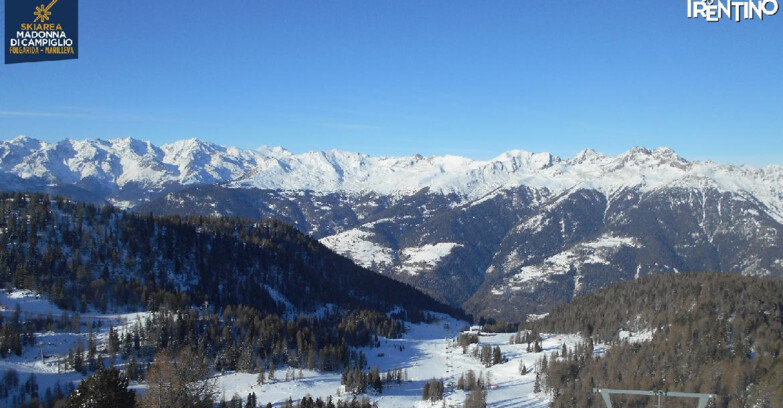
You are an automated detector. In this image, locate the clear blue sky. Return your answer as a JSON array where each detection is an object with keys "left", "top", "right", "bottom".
[{"left": 1, "top": 1, "right": 781, "bottom": 165}]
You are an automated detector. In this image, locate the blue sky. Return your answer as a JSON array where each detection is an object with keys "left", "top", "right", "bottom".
[{"left": 1, "top": 1, "right": 781, "bottom": 165}]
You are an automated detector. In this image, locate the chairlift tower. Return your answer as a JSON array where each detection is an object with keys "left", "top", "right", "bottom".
[
  {"left": 444, "top": 335, "right": 454, "bottom": 389},
  {"left": 593, "top": 388, "right": 715, "bottom": 408}
]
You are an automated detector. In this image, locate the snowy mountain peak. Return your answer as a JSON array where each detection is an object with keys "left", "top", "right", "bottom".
[
  {"left": 0, "top": 137, "right": 780, "bottom": 220},
  {"left": 490, "top": 150, "right": 558, "bottom": 171},
  {"left": 256, "top": 145, "right": 293, "bottom": 159},
  {"left": 571, "top": 148, "right": 607, "bottom": 164},
  {"left": 612, "top": 146, "right": 690, "bottom": 172},
  {"left": 9, "top": 134, "right": 41, "bottom": 146}
]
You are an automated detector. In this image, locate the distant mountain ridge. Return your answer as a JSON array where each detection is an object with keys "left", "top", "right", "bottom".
[
  {"left": 2, "top": 136, "right": 782, "bottom": 321},
  {"left": 2, "top": 136, "right": 782, "bottom": 218}
]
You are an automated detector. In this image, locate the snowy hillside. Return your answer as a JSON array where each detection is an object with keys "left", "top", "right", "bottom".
[
  {"left": 0, "top": 137, "right": 261, "bottom": 197},
  {"left": 0, "top": 289, "right": 593, "bottom": 408},
  {"left": 1, "top": 137, "right": 781, "bottom": 220},
  {"left": 0, "top": 289, "right": 151, "bottom": 406},
  {"left": 210, "top": 317, "right": 590, "bottom": 408},
  {"left": 234, "top": 146, "right": 783, "bottom": 222},
  {"left": 3, "top": 137, "right": 783, "bottom": 322}
]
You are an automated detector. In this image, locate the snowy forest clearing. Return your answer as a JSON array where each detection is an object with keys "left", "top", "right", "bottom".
[
  {"left": 0, "top": 289, "right": 592, "bottom": 407},
  {"left": 211, "top": 317, "right": 588, "bottom": 408},
  {"left": 0, "top": 289, "right": 151, "bottom": 405}
]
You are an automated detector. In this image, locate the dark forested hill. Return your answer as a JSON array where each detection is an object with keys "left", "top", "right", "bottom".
[
  {"left": 0, "top": 193, "right": 471, "bottom": 407},
  {"left": 0, "top": 192, "right": 457, "bottom": 320},
  {"left": 527, "top": 273, "right": 783, "bottom": 408}
]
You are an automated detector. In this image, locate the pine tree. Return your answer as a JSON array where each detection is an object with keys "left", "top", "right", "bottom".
[
  {"left": 66, "top": 367, "right": 136, "bottom": 408},
  {"left": 87, "top": 327, "right": 97, "bottom": 372},
  {"left": 72, "top": 338, "right": 85, "bottom": 374},
  {"left": 464, "top": 387, "right": 486, "bottom": 408},
  {"left": 533, "top": 372, "right": 541, "bottom": 394},
  {"left": 492, "top": 346, "right": 502, "bottom": 366}
]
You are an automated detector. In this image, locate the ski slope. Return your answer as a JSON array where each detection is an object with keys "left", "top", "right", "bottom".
[
  {"left": 213, "top": 316, "right": 592, "bottom": 408},
  {"left": 0, "top": 290, "right": 599, "bottom": 407}
]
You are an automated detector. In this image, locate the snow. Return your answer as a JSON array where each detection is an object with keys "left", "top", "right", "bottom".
[
  {"left": 497, "top": 234, "right": 639, "bottom": 293},
  {"left": 526, "top": 313, "right": 548, "bottom": 322},
  {"left": 2, "top": 137, "right": 781, "bottom": 222},
  {"left": 517, "top": 213, "right": 550, "bottom": 233},
  {"left": 618, "top": 328, "right": 655, "bottom": 344},
  {"left": 263, "top": 284, "right": 294, "bottom": 312},
  {"left": 0, "top": 289, "right": 153, "bottom": 405},
  {"left": 582, "top": 234, "right": 640, "bottom": 249},
  {"left": 319, "top": 229, "right": 394, "bottom": 269},
  {"left": 0, "top": 137, "right": 261, "bottom": 191},
  {"left": 319, "top": 233, "right": 463, "bottom": 276},
  {"left": 465, "top": 188, "right": 505, "bottom": 208},
  {"left": 0, "top": 289, "right": 603, "bottom": 408},
  {"left": 211, "top": 315, "right": 589, "bottom": 408},
  {"left": 398, "top": 243, "right": 462, "bottom": 275},
  {"left": 0, "top": 289, "right": 64, "bottom": 315}
]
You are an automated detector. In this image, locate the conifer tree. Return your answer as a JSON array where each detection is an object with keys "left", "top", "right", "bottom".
[{"left": 66, "top": 367, "right": 135, "bottom": 408}]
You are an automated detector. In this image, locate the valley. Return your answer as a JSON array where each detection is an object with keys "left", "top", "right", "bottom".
[{"left": 4, "top": 137, "right": 781, "bottom": 320}]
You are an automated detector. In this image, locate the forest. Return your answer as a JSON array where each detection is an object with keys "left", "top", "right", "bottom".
[
  {"left": 527, "top": 273, "right": 783, "bottom": 408},
  {"left": 0, "top": 192, "right": 458, "bottom": 319},
  {"left": 0, "top": 193, "right": 463, "bottom": 407}
]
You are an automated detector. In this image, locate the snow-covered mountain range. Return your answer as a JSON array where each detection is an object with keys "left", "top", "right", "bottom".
[
  {"left": 2, "top": 136, "right": 781, "bottom": 217},
  {"left": 2, "top": 136, "right": 782, "bottom": 320}
]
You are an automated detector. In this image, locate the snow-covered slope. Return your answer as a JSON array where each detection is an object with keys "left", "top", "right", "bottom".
[
  {"left": 3, "top": 137, "right": 782, "bottom": 321},
  {"left": 210, "top": 318, "right": 590, "bottom": 408},
  {"left": 0, "top": 136, "right": 260, "bottom": 193},
  {"left": 232, "top": 146, "right": 783, "bottom": 222},
  {"left": 0, "top": 289, "right": 589, "bottom": 408},
  {"left": 1, "top": 137, "right": 781, "bottom": 221}
]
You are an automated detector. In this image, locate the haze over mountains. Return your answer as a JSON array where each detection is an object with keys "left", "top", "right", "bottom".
[{"left": 2, "top": 136, "right": 782, "bottom": 321}]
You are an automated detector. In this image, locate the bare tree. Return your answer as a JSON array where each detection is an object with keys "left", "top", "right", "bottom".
[{"left": 141, "top": 347, "right": 218, "bottom": 408}]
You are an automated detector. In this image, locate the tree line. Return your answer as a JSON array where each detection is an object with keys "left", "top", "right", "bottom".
[
  {"left": 525, "top": 273, "right": 783, "bottom": 408},
  {"left": 0, "top": 193, "right": 460, "bottom": 320},
  {"left": 0, "top": 192, "right": 471, "bottom": 407}
]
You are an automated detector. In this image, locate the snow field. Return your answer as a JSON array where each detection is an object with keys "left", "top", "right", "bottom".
[
  {"left": 0, "top": 290, "right": 599, "bottom": 408},
  {"left": 214, "top": 316, "right": 589, "bottom": 408},
  {"left": 0, "top": 289, "right": 152, "bottom": 401}
]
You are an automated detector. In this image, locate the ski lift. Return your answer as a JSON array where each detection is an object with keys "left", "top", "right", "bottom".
[{"left": 593, "top": 388, "right": 715, "bottom": 408}]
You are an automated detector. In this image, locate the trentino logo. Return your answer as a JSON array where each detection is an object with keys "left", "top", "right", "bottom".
[
  {"left": 686, "top": 0, "right": 779, "bottom": 22},
  {"left": 5, "top": 0, "right": 79, "bottom": 64}
]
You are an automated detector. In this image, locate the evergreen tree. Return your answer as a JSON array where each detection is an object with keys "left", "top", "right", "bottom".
[
  {"left": 492, "top": 346, "right": 502, "bottom": 366},
  {"left": 66, "top": 367, "right": 135, "bottom": 408},
  {"left": 533, "top": 372, "right": 541, "bottom": 394}
]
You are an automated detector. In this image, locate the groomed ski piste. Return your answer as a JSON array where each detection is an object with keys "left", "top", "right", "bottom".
[{"left": 0, "top": 289, "right": 604, "bottom": 407}]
